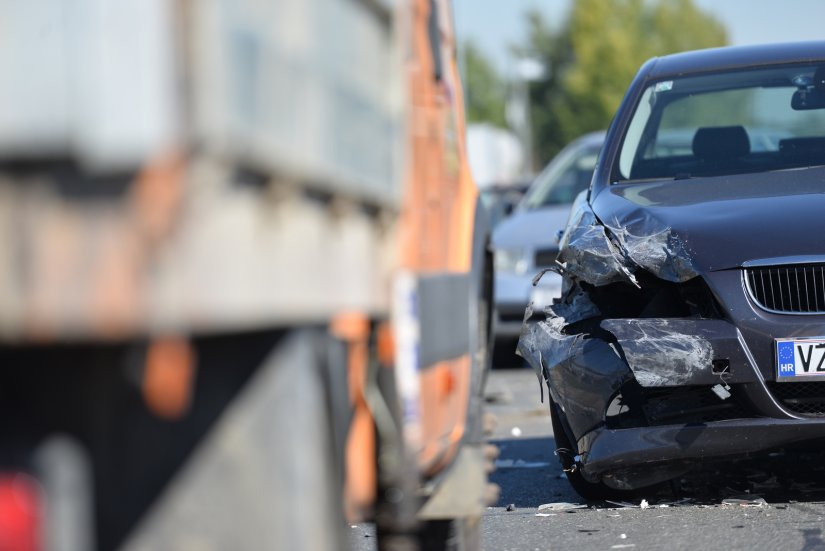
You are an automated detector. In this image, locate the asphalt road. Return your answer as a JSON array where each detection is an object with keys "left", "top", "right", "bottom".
[
  {"left": 352, "top": 366, "right": 825, "bottom": 550},
  {"left": 483, "top": 367, "right": 825, "bottom": 551}
]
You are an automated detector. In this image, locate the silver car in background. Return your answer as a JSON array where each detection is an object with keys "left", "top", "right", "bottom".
[{"left": 492, "top": 131, "right": 605, "bottom": 355}]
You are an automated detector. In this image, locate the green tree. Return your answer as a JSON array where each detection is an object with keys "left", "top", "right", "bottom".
[
  {"left": 521, "top": 0, "right": 728, "bottom": 166},
  {"left": 462, "top": 40, "right": 507, "bottom": 127}
]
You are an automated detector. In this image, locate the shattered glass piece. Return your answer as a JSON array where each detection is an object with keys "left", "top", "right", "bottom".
[{"left": 602, "top": 319, "right": 713, "bottom": 387}]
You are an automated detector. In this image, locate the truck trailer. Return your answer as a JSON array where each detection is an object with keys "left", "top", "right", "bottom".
[{"left": 0, "top": 0, "right": 493, "bottom": 549}]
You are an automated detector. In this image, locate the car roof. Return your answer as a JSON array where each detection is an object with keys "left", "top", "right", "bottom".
[
  {"left": 646, "top": 41, "right": 825, "bottom": 79},
  {"left": 569, "top": 130, "right": 607, "bottom": 148}
]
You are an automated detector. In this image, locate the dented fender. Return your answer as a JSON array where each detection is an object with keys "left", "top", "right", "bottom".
[
  {"left": 556, "top": 196, "right": 699, "bottom": 288},
  {"left": 518, "top": 315, "right": 633, "bottom": 441}
]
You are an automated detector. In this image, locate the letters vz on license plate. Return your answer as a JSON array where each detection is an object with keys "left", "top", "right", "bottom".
[{"left": 776, "top": 338, "right": 825, "bottom": 380}]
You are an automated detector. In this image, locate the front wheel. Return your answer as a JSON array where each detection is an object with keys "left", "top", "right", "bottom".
[{"left": 548, "top": 398, "right": 634, "bottom": 503}]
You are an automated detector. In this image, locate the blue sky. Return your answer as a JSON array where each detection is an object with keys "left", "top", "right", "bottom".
[{"left": 453, "top": 0, "right": 825, "bottom": 76}]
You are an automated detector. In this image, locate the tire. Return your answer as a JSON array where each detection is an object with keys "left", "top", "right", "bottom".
[
  {"left": 267, "top": 331, "right": 347, "bottom": 550},
  {"left": 549, "top": 397, "right": 634, "bottom": 502},
  {"left": 419, "top": 517, "right": 480, "bottom": 551},
  {"left": 378, "top": 255, "right": 491, "bottom": 551}
]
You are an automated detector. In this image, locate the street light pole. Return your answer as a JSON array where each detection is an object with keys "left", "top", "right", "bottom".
[{"left": 506, "top": 57, "right": 546, "bottom": 177}]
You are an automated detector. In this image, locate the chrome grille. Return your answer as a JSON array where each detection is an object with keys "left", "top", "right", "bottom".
[{"left": 745, "top": 265, "right": 825, "bottom": 314}]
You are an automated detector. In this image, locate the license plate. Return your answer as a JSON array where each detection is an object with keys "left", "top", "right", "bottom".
[{"left": 776, "top": 338, "right": 825, "bottom": 380}]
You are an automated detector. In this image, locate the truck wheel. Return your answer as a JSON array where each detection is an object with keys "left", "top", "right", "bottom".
[
  {"left": 268, "top": 331, "right": 347, "bottom": 550},
  {"left": 419, "top": 517, "right": 480, "bottom": 551}
]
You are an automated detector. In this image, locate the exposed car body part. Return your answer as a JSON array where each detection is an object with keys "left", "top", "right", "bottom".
[
  {"left": 519, "top": 41, "right": 825, "bottom": 496},
  {"left": 602, "top": 319, "right": 754, "bottom": 388},
  {"left": 555, "top": 196, "right": 698, "bottom": 288}
]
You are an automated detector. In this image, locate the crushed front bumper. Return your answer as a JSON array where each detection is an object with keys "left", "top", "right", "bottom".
[
  {"left": 517, "top": 313, "right": 825, "bottom": 489},
  {"left": 580, "top": 418, "right": 825, "bottom": 489}
]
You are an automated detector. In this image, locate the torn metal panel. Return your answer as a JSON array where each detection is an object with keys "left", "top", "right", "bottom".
[
  {"left": 603, "top": 319, "right": 712, "bottom": 387},
  {"left": 603, "top": 210, "right": 699, "bottom": 283},
  {"left": 546, "top": 284, "right": 601, "bottom": 326},
  {"left": 556, "top": 199, "right": 699, "bottom": 287},
  {"left": 518, "top": 317, "right": 633, "bottom": 440},
  {"left": 602, "top": 318, "right": 760, "bottom": 387},
  {"left": 556, "top": 203, "right": 634, "bottom": 287},
  {"left": 550, "top": 337, "right": 635, "bottom": 438},
  {"left": 517, "top": 315, "right": 579, "bottom": 382}
]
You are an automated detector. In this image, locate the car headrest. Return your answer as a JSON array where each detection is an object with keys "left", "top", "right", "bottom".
[{"left": 692, "top": 126, "right": 750, "bottom": 161}]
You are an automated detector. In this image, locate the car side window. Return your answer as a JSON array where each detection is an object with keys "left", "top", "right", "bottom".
[{"left": 539, "top": 149, "right": 600, "bottom": 206}]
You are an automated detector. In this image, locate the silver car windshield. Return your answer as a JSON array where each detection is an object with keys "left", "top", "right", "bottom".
[{"left": 615, "top": 63, "right": 825, "bottom": 182}]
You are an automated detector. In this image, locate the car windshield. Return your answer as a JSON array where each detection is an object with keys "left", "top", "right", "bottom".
[
  {"left": 521, "top": 142, "right": 601, "bottom": 209},
  {"left": 615, "top": 63, "right": 825, "bottom": 182}
]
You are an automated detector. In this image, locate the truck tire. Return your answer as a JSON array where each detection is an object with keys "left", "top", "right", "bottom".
[
  {"left": 267, "top": 330, "right": 348, "bottom": 550},
  {"left": 121, "top": 330, "right": 348, "bottom": 551},
  {"left": 419, "top": 517, "right": 480, "bottom": 551}
]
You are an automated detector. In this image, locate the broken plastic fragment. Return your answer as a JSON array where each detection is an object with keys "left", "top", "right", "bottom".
[
  {"left": 606, "top": 500, "right": 640, "bottom": 509},
  {"left": 711, "top": 383, "right": 731, "bottom": 400},
  {"left": 538, "top": 502, "right": 589, "bottom": 511},
  {"left": 640, "top": 499, "right": 650, "bottom": 509},
  {"left": 494, "top": 459, "right": 551, "bottom": 469},
  {"left": 602, "top": 319, "right": 713, "bottom": 387},
  {"left": 722, "top": 497, "right": 768, "bottom": 508}
]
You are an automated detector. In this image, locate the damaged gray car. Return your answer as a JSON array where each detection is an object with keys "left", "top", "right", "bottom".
[{"left": 518, "top": 41, "right": 825, "bottom": 499}]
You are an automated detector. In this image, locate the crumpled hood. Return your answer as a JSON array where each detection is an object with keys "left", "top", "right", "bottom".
[{"left": 590, "top": 167, "right": 825, "bottom": 273}]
